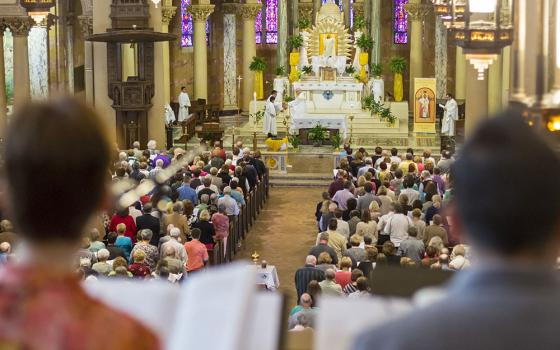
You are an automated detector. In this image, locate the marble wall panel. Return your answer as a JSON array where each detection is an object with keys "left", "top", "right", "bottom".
[{"left": 28, "top": 26, "right": 49, "bottom": 99}]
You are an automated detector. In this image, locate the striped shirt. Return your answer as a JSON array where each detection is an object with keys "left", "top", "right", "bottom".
[
  {"left": 344, "top": 283, "right": 358, "bottom": 295},
  {"left": 294, "top": 265, "right": 325, "bottom": 300}
]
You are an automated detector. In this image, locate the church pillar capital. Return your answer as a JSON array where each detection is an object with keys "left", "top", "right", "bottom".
[
  {"left": 352, "top": 1, "right": 365, "bottom": 19},
  {"left": 161, "top": 6, "right": 177, "bottom": 25},
  {"left": 298, "top": 1, "right": 314, "bottom": 23},
  {"left": 80, "top": 0, "right": 93, "bottom": 17},
  {"left": 78, "top": 15, "right": 93, "bottom": 37},
  {"left": 3, "top": 16, "right": 35, "bottom": 36},
  {"left": 188, "top": 4, "right": 215, "bottom": 22},
  {"left": 236, "top": 3, "right": 262, "bottom": 21},
  {"left": 404, "top": 3, "right": 432, "bottom": 21}
]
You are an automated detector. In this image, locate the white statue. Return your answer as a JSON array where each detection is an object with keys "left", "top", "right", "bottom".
[
  {"left": 164, "top": 104, "right": 176, "bottom": 125},
  {"left": 440, "top": 94, "right": 459, "bottom": 137},
  {"left": 352, "top": 29, "right": 364, "bottom": 73},
  {"left": 368, "top": 78, "right": 384, "bottom": 104},
  {"left": 298, "top": 31, "right": 311, "bottom": 70},
  {"left": 323, "top": 35, "right": 336, "bottom": 58}
]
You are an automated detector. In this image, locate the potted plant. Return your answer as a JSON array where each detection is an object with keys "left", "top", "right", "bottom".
[
  {"left": 288, "top": 133, "right": 301, "bottom": 150},
  {"left": 345, "top": 65, "right": 356, "bottom": 76},
  {"left": 250, "top": 56, "right": 267, "bottom": 100},
  {"left": 288, "top": 35, "right": 304, "bottom": 82},
  {"left": 284, "top": 95, "right": 294, "bottom": 103},
  {"left": 389, "top": 56, "right": 407, "bottom": 102},
  {"left": 330, "top": 132, "right": 342, "bottom": 150},
  {"left": 371, "top": 63, "right": 383, "bottom": 79},
  {"left": 308, "top": 124, "right": 327, "bottom": 147},
  {"left": 352, "top": 15, "right": 367, "bottom": 31},
  {"left": 301, "top": 65, "right": 314, "bottom": 80},
  {"left": 356, "top": 34, "right": 374, "bottom": 81},
  {"left": 275, "top": 66, "right": 286, "bottom": 77},
  {"left": 297, "top": 18, "right": 311, "bottom": 31}
]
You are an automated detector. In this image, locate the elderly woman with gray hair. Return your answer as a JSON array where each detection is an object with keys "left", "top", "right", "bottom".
[{"left": 129, "top": 229, "right": 159, "bottom": 270}]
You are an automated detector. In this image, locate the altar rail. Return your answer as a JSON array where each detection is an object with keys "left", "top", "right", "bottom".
[{"left": 208, "top": 170, "right": 270, "bottom": 265}]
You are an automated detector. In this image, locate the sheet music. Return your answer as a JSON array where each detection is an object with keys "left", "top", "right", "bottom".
[{"left": 240, "top": 292, "right": 284, "bottom": 350}]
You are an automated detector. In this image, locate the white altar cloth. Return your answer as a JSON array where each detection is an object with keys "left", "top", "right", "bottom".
[
  {"left": 293, "top": 81, "right": 364, "bottom": 92},
  {"left": 291, "top": 114, "right": 348, "bottom": 138},
  {"left": 292, "top": 81, "right": 364, "bottom": 112},
  {"left": 311, "top": 56, "right": 347, "bottom": 74}
]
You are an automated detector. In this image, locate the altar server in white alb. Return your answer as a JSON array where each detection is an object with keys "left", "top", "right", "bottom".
[
  {"left": 263, "top": 95, "right": 280, "bottom": 138},
  {"left": 178, "top": 86, "right": 191, "bottom": 123},
  {"left": 440, "top": 93, "right": 459, "bottom": 137}
]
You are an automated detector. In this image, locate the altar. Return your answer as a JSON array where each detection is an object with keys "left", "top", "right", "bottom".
[
  {"left": 290, "top": 114, "right": 348, "bottom": 138},
  {"left": 293, "top": 81, "right": 363, "bottom": 113}
]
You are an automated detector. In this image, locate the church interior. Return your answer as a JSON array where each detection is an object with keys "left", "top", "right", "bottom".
[{"left": 1, "top": 0, "right": 560, "bottom": 349}]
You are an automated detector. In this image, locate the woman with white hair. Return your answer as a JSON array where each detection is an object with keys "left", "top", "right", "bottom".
[
  {"left": 92, "top": 249, "right": 112, "bottom": 276},
  {"left": 449, "top": 245, "right": 471, "bottom": 270},
  {"left": 129, "top": 229, "right": 159, "bottom": 270}
]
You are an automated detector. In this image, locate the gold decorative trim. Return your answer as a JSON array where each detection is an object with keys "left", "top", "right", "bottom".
[
  {"left": 2, "top": 16, "right": 35, "bottom": 36},
  {"left": 236, "top": 3, "right": 262, "bottom": 21},
  {"left": 404, "top": 3, "right": 433, "bottom": 21},
  {"left": 161, "top": 6, "right": 177, "bottom": 25}
]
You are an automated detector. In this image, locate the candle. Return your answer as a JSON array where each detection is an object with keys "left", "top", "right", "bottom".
[{"left": 253, "top": 91, "right": 257, "bottom": 132}]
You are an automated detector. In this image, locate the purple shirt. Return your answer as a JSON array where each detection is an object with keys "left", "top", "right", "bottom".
[
  {"left": 332, "top": 189, "right": 355, "bottom": 211},
  {"left": 432, "top": 175, "right": 446, "bottom": 196}
]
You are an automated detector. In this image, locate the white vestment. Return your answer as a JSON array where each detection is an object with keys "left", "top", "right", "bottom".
[
  {"left": 323, "top": 37, "right": 336, "bottom": 58},
  {"left": 440, "top": 99, "right": 459, "bottom": 137},
  {"left": 178, "top": 92, "right": 191, "bottom": 122},
  {"left": 419, "top": 96, "right": 430, "bottom": 119},
  {"left": 263, "top": 100, "right": 278, "bottom": 136},
  {"left": 164, "top": 104, "right": 176, "bottom": 125},
  {"left": 288, "top": 92, "right": 306, "bottom": 122},
  {"left": 273, "top": 78, "right": 289, "bottom": 104}
]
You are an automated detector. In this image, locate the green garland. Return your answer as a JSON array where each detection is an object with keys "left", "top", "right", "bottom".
[{"left": 362, "top": 96, "right": 398, "bottom": 126}]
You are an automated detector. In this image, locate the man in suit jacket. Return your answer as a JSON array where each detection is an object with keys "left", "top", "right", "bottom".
[
  {"left": 135, "top": 203, "right": 161, "bottom": 247},
  {"left": 353, "top": 112, "right": 560, "bottom": 350}
]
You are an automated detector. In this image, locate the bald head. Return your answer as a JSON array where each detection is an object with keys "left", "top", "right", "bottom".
[
  {"left": 300, "top": 293, "right": 312, "bottom": 307},
  {"left": 305, "top": 255, "right": 317, "bottom": 266}
]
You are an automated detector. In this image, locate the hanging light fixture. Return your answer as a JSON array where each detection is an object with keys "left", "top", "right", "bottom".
[
  {"left": 449, "top": 0, "right": 514, "bottom": 80},
  {"left": 19, "top": 0, "right": 56, "bottom": 25},
  {"left": 151, "top": 0, "right": 162, "bottom": 8},
  {"left": 431, "top": 0, "right": 513, "bottom": 80}
]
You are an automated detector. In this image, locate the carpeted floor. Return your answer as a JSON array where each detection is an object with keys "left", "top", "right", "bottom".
[{"left": 236, "top": 187, "right": 323, "bottom": 309}]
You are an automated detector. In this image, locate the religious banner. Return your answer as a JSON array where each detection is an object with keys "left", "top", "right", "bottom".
[{"left": 413, "top": 78, "right": 437, "bottom": 133}]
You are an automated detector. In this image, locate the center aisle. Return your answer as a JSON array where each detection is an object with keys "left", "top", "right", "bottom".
[{"left": 236, "top": 187, "right": 323, "bottom": 308}]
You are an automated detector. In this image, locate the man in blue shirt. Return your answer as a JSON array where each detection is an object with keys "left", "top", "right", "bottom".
[{"left": 177, "top": 175, "right": 198, "bottom": 204}]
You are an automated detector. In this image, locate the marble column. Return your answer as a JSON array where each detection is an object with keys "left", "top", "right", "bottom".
[
  {"left": 238, "top": 2, "right": 261, "bottom": 112},
  {"left": 290, "top": 0, "right": 299, "bottom": 35},
  {"left": 342, "top": 0, "right": 351, "bottom": 28},
  {"left": 92, "top": 0, "right": 116, "bottom": 143},
  {"left": 465, "top": 65, "right": 489, "bottom": 138},
  {"left": 406, "top": 1, "right": 431, "bottom": 103},
  {"left": 223, "top": 4, "right": 237, "bottom": 110},
  {"left": 189, "top": 3, "right": 215, "bottom": 101},
  {"left": 78, "top": 15, "right": 94, "bottom": 105},
  {"left": 28, "top": 24, "right": 50, "bottom": 100},
  {"left": 488, "top": 53, "right": 503, "bottom": 115},
  {"left": 7, "top": 17, "right": 34, "bottom": 109},
  {"left": 435, "top": 16, "right": 447, "bottom": 98},
  {"left": 455, "top": 47, "right": 467, "bottom": 100},
  {"left": 277, "top": 0, "right": 288, "bottom": 71},
  {"left": 0, "top": 23, "right": 7, "bottom": 136},
  {"left": 313, "top": 0, "right": 322, "bottom": 24},
  {"left": 370, "top": 0, "right": 381, "bottom": 64},
  {"left": 161, "top": 3, "right": 176, "bottom": 105},
  {"left": 549, "top": 0, "right": 560, "bottom": 102}
]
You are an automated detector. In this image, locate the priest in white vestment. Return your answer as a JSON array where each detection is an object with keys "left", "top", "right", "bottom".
[
  {"left": 263, "top": 95, "right": 279, "bottom": 137},
  {"left": 178, "top": 87, "right": 191, "bottom": 123},
  {"left": 418, "top": 92, "right": 430, "bottom": 119},
  {"left": 440, "top": 93, "right": 459, "bottom": 137}
]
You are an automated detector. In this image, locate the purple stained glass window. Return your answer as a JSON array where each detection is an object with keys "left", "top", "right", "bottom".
[
  {"left": 181, "top": 0, "right": 210, "bottom": 47},
  {"left": 255, "top": 0, "right": 263, "bottom": 44},
  {"left": 265, "top": 0, "right": 278, "bottom": 44},
  {"left": 394, "top": 0, "right": 409, "bottom": 44}
]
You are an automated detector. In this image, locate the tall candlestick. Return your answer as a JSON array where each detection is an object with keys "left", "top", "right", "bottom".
[{"left": 253, "top": 91, "right": 257, "bottom": 133}]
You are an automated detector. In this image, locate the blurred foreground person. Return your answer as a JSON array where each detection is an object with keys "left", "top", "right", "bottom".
[
  {"left": 0, "top": 98, "right": 159, "bottom": 349},
  {"left": 353, "top": 111, "right": 560, "bottom": 350}
]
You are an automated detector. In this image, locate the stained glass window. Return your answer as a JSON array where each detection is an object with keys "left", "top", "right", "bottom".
[
  {"left": 181, "top": 0, "right": 211, "bottom": 47},
  {"left": 394, "top": 0, "right": 409, "bottom": 44},
  {"left": 255, "top": 0, "right": 278, "bottom": 44},
  {"left": 265, "top": 0, "right": 278, "bottom": 44},
  {"left": 255, "top": 0, "right": 263, "bottom": 44}
]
